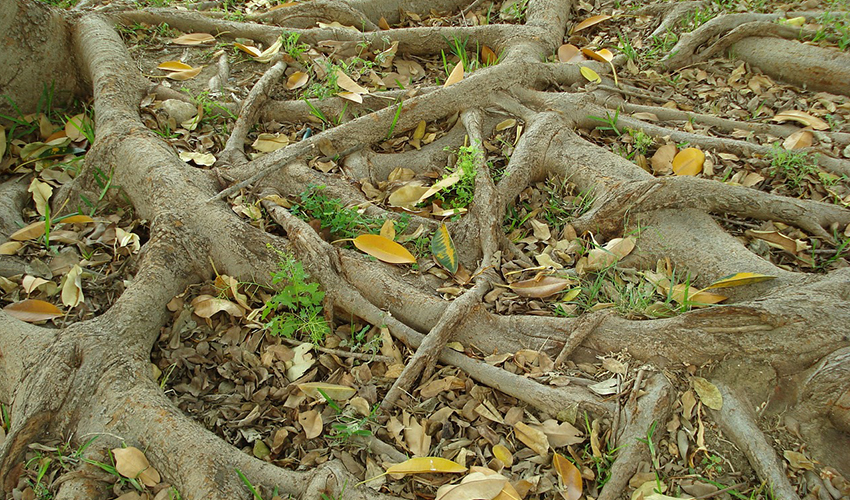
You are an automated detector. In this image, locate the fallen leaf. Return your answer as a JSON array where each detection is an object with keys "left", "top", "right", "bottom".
[
  {"left": 703, "top": 272, "right": 776, "bottom": 289},
  {"left": 571, "top": 14, "right": 612, "bottom": 34},
  {"left": 0, "top": 241, "right": 22, "bottom": 255},
  {"left": 191, "top": 295, "right": 244, "bottom": 318},
  {"left": 378, "top": 16, "right": 390, "bottom": 30},
  {"left": 651, "top": 144, "right": 677, "bottom": 175},
  {"left": 481, "top": 45, "right": 498, "bottom": 65},
  {"left": 64, "top": 113, "right": 92, "bottom": 142},
  {"left": 746, "top": 229, "right": 807, "bottom": 255},
  {"left": 509, "top": 276, "right": 572, "bottom": 298},
  {"left": 286, "top": 71, "right": 309, "bottom": 90},
  {"left": 113, "top": 447, "right": 161, "bottom": 487},
  {"left": 353, "top": 234, "right": 416, "bottom": 264},
  {"left": 580, "top": 66, "right": 601, "bottom": 84},
  {"left": 157, "top": 61, "right": 195, "bottom": 71},
  {"left": 553, "top": 453, "right": 582, "bottom": 500},
  {"left": 431, "top": 224, "right": 458, "bottom": 273},
  {"left": 492, "top": 444, "right": 513, "bottom": 467},
  {"left": 3, "top": 299, "right": 63, "bottom": 322},
  {"left": 0, "top": 125, "right": 5, "bottom": 158},
  {"left": 28, "top": 178, "right": 53, "bottom": 217},
  {"left": 60, "top": 215, "right": 95, "bottom": 225},
  {"left": 171, "top": 33, "right": 215, "bottom": 45},
  {"left": 444, "top": 62, "right": 464, "bottom": 87},
  {"left": 672, "top": 148, "right": 705, "bottom": 176},
  {"left": 298, "top": 409, "right": 323, "bottom": 439},
  {"left": 533, "top": 419, "right": 584, "bottom": 447},
  {"left": 388, "top": 183, "right": 430, "bottom": 208},
  {"left": 334, "top": 68, "right": 368, "bottom": 94},
  {"left": 252, "top": 133, "right": 289, "bottom": 152},
  {"left": 298, "top": 382, "right": 357, "bottom": 401},
  {"left": 558, "top": 44, "right": 584, "bottom": 63},
  {"left": 179, "top": 151, "right": 216, "bottom": 165},
  {"left": 255, "top": 36, "right": 283, "bottom": 63},
  {"left": 386, "top": 457, "right": 467, "bottom": 475},
  {"left": 380, "top": 219, "right": 396, "bottom": 240},
  {"left": 783, "top": 129, "right": 813, "bottom": 150},
  {"left": 61, "top": 264, "right": 84, "bottom": 308},
  {"left": 9, "top": 221, "right": 46, "bottom": 241},
  {"left": 783, "top": 450, "right": 815, "bottom": 470},
  {"left": 337, "top": 91, "right": 363, "bottom": 103},
  {"left": 581, "top": 48, "right": 614, "bottom": 62},
  {"left": 514, "top": 422, "right": 549, "bottom": 455},
  {"left": 436, "top": 473, "right": 508, "bottom": 500},
  {"left": 770, "top": 110, "right": 829, "bottom": 130},
  {"left": 692, "top": 377, "right": 723, "bottom": 410}
]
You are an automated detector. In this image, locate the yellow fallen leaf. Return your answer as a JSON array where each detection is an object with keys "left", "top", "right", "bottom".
[
  {"left": 251, "top": 133, "right": 289, "bottom": 152},
  {"left": 702, "top": 272, "right": 776, "bottom": 289},
  {"left": 3, "top": 299, "right": 63, "bottom": 322},
  {"left": 581, "top": 48, "right": 614, "bottom": 62},
  {"left": 444, "top": 61, "right": 464, "bottom": 87},
  {"left": 353, "top": 234, "right": 416, "bottom": 264},
  {"left": 386, "top": 457, "right": 467, "bottom": 475},
  {"left": 59, "top": 214, "right": 95, "bottom": 225},
  {"left": 492, "top": 445, "right": 513, "bottom": 467},
  {"left": 571, "top": 14, "right": 612, "bottom": 34},
  {"left": 481, "top": 45, "right": 498, "bottom": 65},
  {"left": 378, "top": 16, "right": 390, "bottom": 30},
  {"left": 672, "top": 148, "right": 705, "bottom": 176},
  {"left": 580, "top": 66, "right": 601, "bottom": 83},
  {"left": 157, "top": 61, "right": 194, "bottom": 71},
  {"left": 64, "top": 113, "right": 92, "bottom": 142},
  {"left": 430, "top": 223, "right": 458, "bottom": 274}
]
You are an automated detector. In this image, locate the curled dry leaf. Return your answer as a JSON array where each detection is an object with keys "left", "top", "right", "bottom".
[
  {"left": 113, "top": 447, "right": 161, "bottom": 487},
  {"left": 581, "top": 48, "right": 614, "bottom": 62},
  {"left": 558, "top": 44, "right": 584, "bottom": 63},
  {"left": 436, "top": 472, "right": 507, "bottom": 500},
  {"left": 651, "top": 144, "right": 677, "bottom": 175},
  {"left": 337, "top": 91, "right": 363, "bottom": 103},
  {"left": 334, "top": 68, "right": 368, "bottom": 94},
  {"left": 571, "top": 14, "right": 613, "bottom": 34},
  {"left": 61, "top": 264, "right": 84, "bottom": 308},
  {"left": 481, "top": 45, "right": 498, "bottom": 65},
  {"left": 770, "top": 110, "right": 829, "bottom": 130},
  {"left": 252, "top": 133, "right": 289, "bottom": 152},
  {"left": 353, "top": 234, "right": 416, "bottom": 264},
  {"left": 191, "top": 294, "right": 244, "bottom": 318},
  {"left": 3, "top": 299, "right": 63, "bottom": 323}
]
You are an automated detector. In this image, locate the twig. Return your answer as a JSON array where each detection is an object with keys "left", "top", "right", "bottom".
[{"left": 278, "top": 336, "right": 394, "bottom": 363}]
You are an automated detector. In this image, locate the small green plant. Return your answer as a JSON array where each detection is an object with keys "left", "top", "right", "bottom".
[
  {"left": 319, "top": 388, "right": 378, "bottom": 445},
  {"left": 236, "top": 468, "right": 264, "bottom": 500},
  {"left": 813, "top": 11, "right": 850, "bottom": 50},
  {"left": 435, "top": 144, "right": 481, "bottom": 209},
  {"left": 501, "top": 0, "right": 529, "bottom": 22},
  {"left": 262, "top": 248, "right": 330, "bottom": 344},
  {"left": 588, "top": 109, "right": 622, "bottom": 136},
  {"left": 617, "top": 33, "right": 638, "bottom": 61},
  {"left": 386, "top": 99, "right": 403, "bottom": 139},
  {"left": 291, "top": 185, "right": 382, "bottom": 239},
  {"left": 767, "top": 145, "right": 820, "bottom": 195},
  {"left": 282, "top": 31, "right": 310, "bottom": 59}
]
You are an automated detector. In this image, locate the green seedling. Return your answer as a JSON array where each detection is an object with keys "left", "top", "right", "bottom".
[
  {"left": 435, "top": 144, "right": 481, "bottom": 209},
  {"left": 262, "top": 247, "right": 330, "bottom": 344}
]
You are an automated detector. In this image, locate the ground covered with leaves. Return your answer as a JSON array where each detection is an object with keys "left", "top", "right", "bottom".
[{"left": 2, "top": 0, "right": 850, "bottom": 498}]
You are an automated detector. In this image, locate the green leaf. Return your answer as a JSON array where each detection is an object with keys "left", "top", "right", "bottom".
[{"left": 430, "top": 223, "right": 458, "bottom": 273}]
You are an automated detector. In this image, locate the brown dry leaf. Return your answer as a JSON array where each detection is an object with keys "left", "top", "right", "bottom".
[
  {"left": 0, "top": 125, "right": 5, "bottom": 158},
  {"left": 783, "top": 129, "right": 813, "bottom": 150},
  {"left": 509, "top": 276, "right": 573, "bottom": 298},
  {"left": 380, "top": 219, "right": 396, "bottom": 240},
  {"left": 353, "top": 234, "right": 416, "bottom": 264},
  {"left": 298, "top": 382, "right": 356, "bottom": 401},
  {"left": 783, "top": 450, "right": 815, "bottom": 470},
  {"left": 436, "top": 472, "right": 508, "bottom": 500},
  {"left": 670, "top": 284, "right": 727, "bottom": 306},
  {"left": 113, "top": 447, "right": 161, "bottom": 487},
  {"left": 553, "top": 453, "right": 582, "bottom": 500},
  {"left": 64, "top": 114, "right": 92, "bottom": 141},
  {"left": 558, "top": 44, "right": 584, "bottom": 63},
  {"left": 571, "top": 14, "right": 612, "bottom": 34},
  {"left": 171, "top": 33, "right": 215, "bottom": 45},
  {"left": 692, "top": 377, "right": 723, "bottom": 410},
  {"left": 157, "top": 61, "right": 195, "bottom": 71},
  {"left": 651, "top": 144, "right": 677, "bottom": 175},
  {"left": 481, "top": 45, "right": 498, "bottom": 65},
  {"left": 252, "top": 133, "right": 289, "bottom": 152},
  {"left": 632, "top": 112, "right": 658, "bottom": 121},
  {"left": 334, "top": 68, "right": 368, "bottom": 94},
  {"left": 388, "top": 183, "right": 429, "bottom": 208},
  {"left": 167, "top": 67, "right": 202, "bottom": 81},
  {"left": 191, "top": 294, "right": 244, "bottom": 318},
  {"left": 514, "top": 422, "right": 549, "bottom": 455},
  {"left": 9, "top": 221, "right": 45, "bottom": 241},
  {"left": 672, "top": 148, "right": 705, "bottom": 176},
  {"left": 61, "top": 264, "right": 84, "bottom": 308},
  {"left": 703, "top": 272, "right": 776, "bottom": 289},
  {"left": 378, "top": 16, "right": 390, "bottom": 30},
  {"left": 533, "top": 419, "right": 584, "bottom": 447},
  {"left": 581, "top": 48, "right": 614, "bottom": 62},
  {"left": 746, "top": 229, "right": 808, "bottom": 255},
  {"left": 403, "top": 413, "right": 431, "bottom": 457},
  {"left": 0, "top": 241, "right": 23, "bottom": 255},
  {"left": 770, "top": 110, "right": 829, "bottom": 130},
  {"left": 286, "top": 71, "right": 309, "bottom": 90},
  {"left": 28, "top": 178, "right": 52, "bottom": 217},
  {"left": 338, "top": 92, "right": 363, "bottom": 103},
  {"left": 444, "top": 61, "right": 464, "bottom": 87},
  {"left": 60, "top": 215, "right": 95, "bottom": 225},
  {"left": 4, "top": 299, "right": 63, "bottom": 323},
  {"left": 298, "top": 409, "right": 323, "bottom": 439}
]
